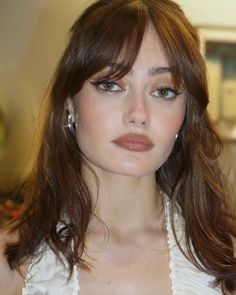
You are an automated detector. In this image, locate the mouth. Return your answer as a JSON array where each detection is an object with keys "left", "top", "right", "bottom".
[{"left": 112, "top": 133, "right": 154, "bottom": 152}]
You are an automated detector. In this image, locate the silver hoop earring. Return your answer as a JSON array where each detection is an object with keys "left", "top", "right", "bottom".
[{"left": 67, "top": 113, "right": 76, "bottom": 134}]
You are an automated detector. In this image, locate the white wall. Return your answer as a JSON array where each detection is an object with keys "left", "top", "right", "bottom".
[{"left": 176, "top": 0, "right": 236, "bottom": 27}]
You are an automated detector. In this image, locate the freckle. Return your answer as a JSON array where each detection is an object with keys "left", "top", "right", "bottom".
[{"left": 107, "top": 281, "right": 111, "bottom": 285}]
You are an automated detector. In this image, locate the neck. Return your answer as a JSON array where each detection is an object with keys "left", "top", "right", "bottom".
[{"left": 82, "top": 163, "right": 164, "bottom": 234}]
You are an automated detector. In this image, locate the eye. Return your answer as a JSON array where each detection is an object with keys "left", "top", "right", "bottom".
[
  {"left": 90, "top": 80, "right": 123, "bottom": 93},
  {"left": 151, "top": 87, "right": 181, "bottom": 100}
]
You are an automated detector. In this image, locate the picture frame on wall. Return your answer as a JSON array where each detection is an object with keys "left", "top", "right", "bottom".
[{"left": 198, "top": 27, "right": 236, "bottom": 141}]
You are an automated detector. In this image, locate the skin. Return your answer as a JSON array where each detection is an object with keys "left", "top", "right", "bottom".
[
  {"left": 0, "top": 24, "right": 186, "bottom": 294},
  {"left": 0, "top": 231, "right": 25, "bottom": 295},
  {"left": 67, "top": 23, "right": 186, "bottom": 295},
  {"left": 0, "top": 22, "right": 234, "bottom": 295}
]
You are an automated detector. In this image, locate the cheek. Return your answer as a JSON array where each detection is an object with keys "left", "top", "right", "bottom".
[
  {"left": 165, "top": 109, "right": 185, "bottom": 133},
  {"left": 75, "top": 99, "right": 117, "bottom": 144},
  {"left": 79, "top": 106, "right": 105, "bottom": 129},
  {"left": 174, "top": 103, "right": 186, "bottom": 132},
  {"left": 154, "top": 102, "right": 186, "bottom": 137}
]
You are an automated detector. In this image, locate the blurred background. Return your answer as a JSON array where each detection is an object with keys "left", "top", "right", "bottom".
[{"left": 0, "top": 0, "right": 236, "bottom": 223}]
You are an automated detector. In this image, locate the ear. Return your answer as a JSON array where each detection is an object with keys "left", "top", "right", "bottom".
[{"left": 66, "top": 97, "right": 75, "bottom": 121}]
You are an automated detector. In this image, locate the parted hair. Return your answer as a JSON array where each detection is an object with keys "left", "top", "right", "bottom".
[{"left": 4, "top": 0, "right": 236, "bottom": 293}]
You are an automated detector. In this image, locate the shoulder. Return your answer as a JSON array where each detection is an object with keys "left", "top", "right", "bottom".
[
  {"left": 0, "top": 229, "right": 25, "bottom": 295},
  {"left": 225, "top": 237, "right": 236, "bottom": 295}
]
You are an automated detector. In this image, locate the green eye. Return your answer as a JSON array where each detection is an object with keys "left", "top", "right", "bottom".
[
  {"left": 151, "top": 87, "right": 180, "bottom": 100},
  {"left": 158, "top": 89, "right": 170, "bottom": 98},
  {"left": 91, "top": 80, "right": 123, "bottom": 92},
  {"left": 103, "top": 81, "right": 116, "bottom": 91}
]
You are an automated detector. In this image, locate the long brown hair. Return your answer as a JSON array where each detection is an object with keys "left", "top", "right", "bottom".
[{"left": 4, "top": 0, "right": 236, "bottom": 293}]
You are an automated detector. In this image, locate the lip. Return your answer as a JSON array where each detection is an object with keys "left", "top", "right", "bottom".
[{"left": 112, "top": 133, "right": 154, "bottom": 152}]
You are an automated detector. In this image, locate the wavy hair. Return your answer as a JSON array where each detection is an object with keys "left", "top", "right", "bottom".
[{"left": 4, "top": 0, "right": 236, "bottom": 293}]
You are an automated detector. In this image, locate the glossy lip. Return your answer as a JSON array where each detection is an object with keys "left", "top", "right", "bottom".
[{"left": 112, "top": 133, "right": 154, "bottom": 152}]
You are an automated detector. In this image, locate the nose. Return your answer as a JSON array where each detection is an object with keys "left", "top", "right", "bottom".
[{"left": 123, "top": 91, "right": 149, "bottom": 127}]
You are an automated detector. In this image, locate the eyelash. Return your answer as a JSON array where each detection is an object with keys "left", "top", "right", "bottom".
[
  {"left": 150, "top": 87, "right": 181, "bottom": 100},
  {"left": 90, "top": 80, "right": 123, "bottom": 93},
  {"left": 90, "top": 79, "right": 181, "bottom": 99}
]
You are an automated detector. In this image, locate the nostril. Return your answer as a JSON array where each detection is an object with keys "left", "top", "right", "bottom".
[
  {"left": 128, "top": 117, "right": 148, "bottom": 126},
  {"left": 124, "top": 103, "right": 149, "bottom": 127},
  {"left": 129, "top": 119, "right": 135, "bottom": 124}
]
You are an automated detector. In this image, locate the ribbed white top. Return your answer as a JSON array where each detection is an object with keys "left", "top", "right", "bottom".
[{"left": 23, "top": 195, "right": 222, "bottom": 295}]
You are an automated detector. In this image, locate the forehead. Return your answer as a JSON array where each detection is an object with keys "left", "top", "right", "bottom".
[
  {"left": 131, "top": 23, "right": 169, "bottom": 73},
  {"left": 91, "top": 23, "right": 170, "bottom": 79}
]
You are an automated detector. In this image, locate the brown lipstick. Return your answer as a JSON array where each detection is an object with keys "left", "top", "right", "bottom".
[{"left": 112, "top": 133, "right": 154, "bottom": 152}]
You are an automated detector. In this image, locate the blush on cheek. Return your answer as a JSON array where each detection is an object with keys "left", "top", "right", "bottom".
[
  {"left": 76, "top": 107, "right": 111, "bottom": 152},
  {"left": 78, "top": 97, "right": 110, "bottom": 124},
  {"left": 159, "top": 117, "right": 183, "bottom": 139},
  {"left": 166, "top": 106, "right": 186, "bottom": 134}
]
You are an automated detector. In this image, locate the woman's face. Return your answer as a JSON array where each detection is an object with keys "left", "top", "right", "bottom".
[{"left": 68, "top": 24, "right": 186, "bottom": 177}]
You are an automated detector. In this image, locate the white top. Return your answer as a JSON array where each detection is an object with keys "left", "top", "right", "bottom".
[{"left": 22, "top": 196, "right": 222, "bottom": 295}]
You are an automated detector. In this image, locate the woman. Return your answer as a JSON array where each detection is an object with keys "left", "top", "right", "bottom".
[{"left": 0, "top": 0, "right": 235, "bottom": 294}]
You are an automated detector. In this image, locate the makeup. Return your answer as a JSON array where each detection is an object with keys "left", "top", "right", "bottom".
[{"left": 112, "top": 133, "right": 154, "bottom": 152}]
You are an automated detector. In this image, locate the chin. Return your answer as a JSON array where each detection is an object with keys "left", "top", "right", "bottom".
[
  {"left": 104, "top": 163, "right": 159, "bottom": 177},
  {"left": 82, "top": 154, "right": 161, "bottom": 178}
]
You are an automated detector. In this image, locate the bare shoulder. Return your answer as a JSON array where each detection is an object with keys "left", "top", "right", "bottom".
[{"left": 0, "top": 229, "right": 25, "bottom": 295}]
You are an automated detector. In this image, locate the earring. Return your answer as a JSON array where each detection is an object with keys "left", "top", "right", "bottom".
[
  {"left": 67, "top": 113, "right": 76, "bottom": 134},
  {"left": 175, "top": 134, "right": 178, "bottom": 139}
]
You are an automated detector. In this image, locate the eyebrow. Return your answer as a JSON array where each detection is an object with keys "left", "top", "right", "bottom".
[
  {"left": 147, "top": 66, "right": 171, "bottom": 76},
  {"left": 97, "top": 64, "right": 172, "bottom": 77},
  {"left": 128, "top": 66, "right": 172, "bottom": 76}
]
